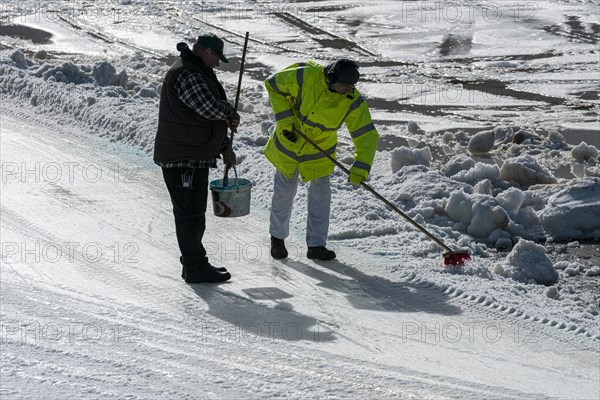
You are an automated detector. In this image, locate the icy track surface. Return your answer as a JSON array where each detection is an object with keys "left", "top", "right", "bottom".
[{"left": 1, "top": 114, "right": 598, "bottom": 399}]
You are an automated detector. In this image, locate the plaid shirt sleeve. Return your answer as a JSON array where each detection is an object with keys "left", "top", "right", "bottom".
[{"left": 175, "top": 69, "right": 235, "bottom": 120}]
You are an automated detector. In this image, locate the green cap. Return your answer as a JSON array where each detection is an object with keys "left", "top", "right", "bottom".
[{"left": 196, "top": 33, "right": 228, "bottom": 63}]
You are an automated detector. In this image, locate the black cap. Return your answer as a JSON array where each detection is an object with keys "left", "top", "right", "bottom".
[
  {"left": 325, "top": 59, "right": 360, "bottom": 85},
  {"left": 196, "top": 33, "right": 228, "bottom": 63}
]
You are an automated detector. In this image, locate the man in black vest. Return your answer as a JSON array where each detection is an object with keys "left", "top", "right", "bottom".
[{"left": 154, "top": 33, "right": 239, "bottom": 283}]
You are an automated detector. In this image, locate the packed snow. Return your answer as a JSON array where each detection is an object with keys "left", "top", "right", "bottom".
[
  {"left": 1, "top": 0, "right": 599, "bottom": 398},
  {"left": 495, "top": 240, "right": 559, "bottom": 285}
]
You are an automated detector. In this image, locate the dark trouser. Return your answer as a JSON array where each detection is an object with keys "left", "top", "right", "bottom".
[{"left": 161, "top": 167, "right": 210, "bottom": 267}]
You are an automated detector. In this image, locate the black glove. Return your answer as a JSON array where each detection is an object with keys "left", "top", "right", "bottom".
[
  {"left": 282, "top": 129, "right": 297, "bottom": 143},
  {"left": 227, "top": 112, "right": 240, "bottom": 130}
]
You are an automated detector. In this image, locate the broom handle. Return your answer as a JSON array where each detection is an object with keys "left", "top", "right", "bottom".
[
  {"left": 223, "top": 31, "right": 250, "bottom": 185},
  {"left": 293, "top": 129, "right": 454, "bottom": 253}
]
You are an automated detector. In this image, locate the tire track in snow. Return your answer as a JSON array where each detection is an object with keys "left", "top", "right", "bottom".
[
  {"left": 55, "top": 15, "right": 164, "bottom": 59},
  {"left": 253, "top": 259, "right": 558, "bottom": 400},
  {"left": 153, "top": 1, "right": 314, "bottom": 58},
  {"left": 154, "top": 1, "right": 375, "bottom": 61},
  {"left": 272, "top": 11, "right": 378, "bottom": 58},
  {"left": 402, "top": 271, "right": 600, "bottom": 349}
]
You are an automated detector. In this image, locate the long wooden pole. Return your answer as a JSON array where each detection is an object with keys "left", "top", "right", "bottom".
[
  {"left": 294, "top": 129, "right": 455, "bottom": 253},
  {"left": 223, "top": 31, "right": 250, "bottom": 186}
]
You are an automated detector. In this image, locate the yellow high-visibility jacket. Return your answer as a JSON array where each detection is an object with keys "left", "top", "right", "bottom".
[{"left": 264, "top": 61, "right": 379, "bottom": 182}]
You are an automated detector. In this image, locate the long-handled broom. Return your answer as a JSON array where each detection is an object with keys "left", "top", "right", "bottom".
[{"left": 293, "top": 129, "right": 471, "bottom": 266}]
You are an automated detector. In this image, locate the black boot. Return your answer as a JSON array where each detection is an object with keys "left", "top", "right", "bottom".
[
  {"left": 307, "top": 246, "right": 336, "bottom": 261},
  {"left": 183, "top": 263, "right": 231, "bottom": 283},
  {"left": 180, "top": 256, "right": 227, "bottom": 279},
  {"left": 270, "top": 236, "right": 288, "bottom": 259}
]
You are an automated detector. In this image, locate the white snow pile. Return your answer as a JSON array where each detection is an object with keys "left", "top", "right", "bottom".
[
  {"left": 390, "top": 146, "right": 431, "bottom": 172},
  {"left": 440, "top": 154, "right": 475, "bottom": 177},
  {"left": 440, "top": 126, "right": 594, "bottom": 201},
  {"left": 571, "top": 141, "right": 599, "bottom": 162},
  {"left": 554, "top": 261, "right": 588, "bottom": 278},
  {"left": 451, "top": 162, "right": 501, "bottom": 186},
  {"left": 495, "top": 240, "right": 559, "bottom": 285},
  {"left": 443, "top": 126, "right": 572, "bottom": 156},
  {"left": 436, "top": 156, "right": 548, "bottom": 244},
  {"left": 354, "top": 139, "right": 598, "bottom": 254},
  {"left": 500, "top": 155, "right": 558, "bottom": 188},
  {"left": 538, "top": 178, "right": 600, "bottom": 241},
  {"left": 468, "top": 129, "right": 495, "bottom": 154}
]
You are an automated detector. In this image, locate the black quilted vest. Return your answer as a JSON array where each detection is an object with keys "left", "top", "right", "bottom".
[{"left": 154, "top": 48, "right": 228, "bottom": 163}]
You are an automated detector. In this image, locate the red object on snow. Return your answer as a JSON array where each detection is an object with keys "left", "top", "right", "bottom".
[{"left": 444, "top": 251, "right": 471, "bottom": 267}]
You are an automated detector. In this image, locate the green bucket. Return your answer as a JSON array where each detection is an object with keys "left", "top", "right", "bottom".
[{"left": 209, "top": 173, "right": 253, "bottom": 217}]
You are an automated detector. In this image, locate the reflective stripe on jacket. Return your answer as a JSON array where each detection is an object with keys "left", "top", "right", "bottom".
[{"left": 263, "top": 61, "right": 379, "bottom": 182}]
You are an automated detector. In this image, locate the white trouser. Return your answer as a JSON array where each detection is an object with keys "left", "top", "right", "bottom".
[{"left": 269, "top": 169, "right": 331, "bottom": 247}]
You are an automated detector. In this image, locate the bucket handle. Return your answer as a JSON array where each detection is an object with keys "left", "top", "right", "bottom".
[{"left": 223, "top": 165, "right": 239, "bottom": 190}]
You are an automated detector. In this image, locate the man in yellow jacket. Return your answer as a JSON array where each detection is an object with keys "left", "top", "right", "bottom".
[{"left": 264, "top": 59, "right": 379, "bottom": 260}]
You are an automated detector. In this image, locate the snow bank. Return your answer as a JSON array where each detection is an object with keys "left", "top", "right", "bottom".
[
  {"left": 496, "top": 240, "right": 559, "bottom": 285},
  {"left": 538, "top": 178, "right": 600, "bottom": 240},
  {"left": 0, "top": 51, "right": 173, "bottom": 152}
]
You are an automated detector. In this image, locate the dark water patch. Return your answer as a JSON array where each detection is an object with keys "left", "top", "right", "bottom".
[
  {"left": 439, "top": 51, "right": 561, "bottom": 64},
  {"left": 368, "top": 97, "right": 478, "bottom": 120},
  {"left": 369, "top": 93, "right": 547, "bottom": 122},
  {"left": 0, "top": 24, "right": 52, "bottom": 44},
  {"left": 565, "top": 16, "right": 585, "bottom": 34},
  {"left": 569, "top": 88, "right": 599, "bottom": 101},
  {"left": 274, "top": 11, "right": 324, "bottom": 35},
  {"left": 430, "top": 126, "right": 493, "bottom": 136},
  {"left": 543, "top": 15, "right": 599, "bottom": 44},
  {"left": 439, "top": 34, "right": 472, "bottom": 57},
  {"left": 314, "top": 37, "right": 360, "bottom": 51},
  {"left": 359, "top": 60, "right": 415, "bottom": 68},
  {"left": 305, "top": 4, "right": 353, "bottom": 14},
  {"left": 448, "top": 78, "right": 568, "bottom": 105},
  {"left": 378, "top": 134, "right": 409, "bottom": 151},
  {"left": 219, "top": 57, "right": 271, "bottom": 82},
  {"left": 547, "top": 164, "right": 577, "bottom": 180}
]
